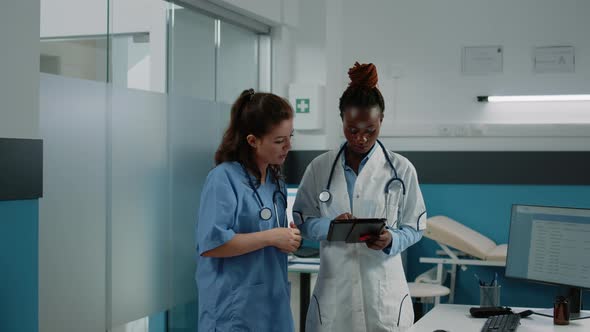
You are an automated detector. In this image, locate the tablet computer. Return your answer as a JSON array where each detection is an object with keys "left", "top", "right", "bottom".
[{"left": 326, "top": 218, "right": 386, "bottom": 243}]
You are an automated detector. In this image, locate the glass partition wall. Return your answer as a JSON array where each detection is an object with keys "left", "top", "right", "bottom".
[
  {"left": 39, "top": 1, "right": 270, "bottom": 331},
  {"left": 167, "top": 4, "right": 265, "bottom": 102},
  {"left": 40, "top": 1, "right": 269, "bottom": 98}
]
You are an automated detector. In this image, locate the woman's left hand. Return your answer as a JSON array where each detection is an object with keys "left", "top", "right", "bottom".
[{"left": 366, "top": 229, "right": 392, "bottom": 251}]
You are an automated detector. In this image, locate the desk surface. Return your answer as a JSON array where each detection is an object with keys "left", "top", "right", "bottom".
[
  {"left": 408, "top": 304, "right": 590, "bottom": 332},
  {"left": 288, "top": 263, "right": 320, "bottom": 273},
  {"left": 288, "top": 257, "right": 320, "bottom": 274}
]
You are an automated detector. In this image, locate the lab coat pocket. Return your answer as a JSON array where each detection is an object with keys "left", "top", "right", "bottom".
[
  {"left": 308, "top": 295, "right": 323, "bottom": 326},
  {"left": 370, "top": 279, "right": 396, "bottom": 329},
  {"left": 306, "top": 294, "right": 334, "bottom": 330},
  {"left": 396, "top": 292, "right": 413, "bottom": 328},
  {"left": 373, "top": 279, "right": 412, "bottom": 329},
  {"left": 307, "top": 279, "right": 337, "bottom": 329}
]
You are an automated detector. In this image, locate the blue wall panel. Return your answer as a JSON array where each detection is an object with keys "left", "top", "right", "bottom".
[
  {"left": 407, "top": 184, "right": 590, "bottom": 308},
  {"left": 149, "top": 311, "right": 167, "bottom": 332},
  {"left": 0, "top": 199, "right": 38, "bottom": 332}
]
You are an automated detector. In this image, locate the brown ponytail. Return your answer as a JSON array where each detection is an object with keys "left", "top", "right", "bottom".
[{"left": 214, "top": 89, "right": 293, "bottom": 182}]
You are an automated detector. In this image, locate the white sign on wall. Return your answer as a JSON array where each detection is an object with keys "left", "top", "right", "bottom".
[
  {"left": 462, "top": 46, "right": 503, "bottom": 74},
  {"left": 289, "top": 84, "right": 324, "bottom": 130},
  {"left": 534, "top": 46, "right": 575, "bottom": 73}
]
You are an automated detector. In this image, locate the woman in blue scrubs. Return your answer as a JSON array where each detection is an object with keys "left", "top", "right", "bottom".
[{"left": 196, "top": 89, "right": 301, "bottom": 331}]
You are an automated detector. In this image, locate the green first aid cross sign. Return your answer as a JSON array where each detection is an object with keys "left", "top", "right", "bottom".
[{"left": 295, "top": 98, "right": 310, "bottom": 113}]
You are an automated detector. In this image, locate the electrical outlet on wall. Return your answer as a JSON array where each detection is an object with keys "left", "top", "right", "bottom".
[{"left": 438, "top": 124, "right": 485, "bottom": 137}]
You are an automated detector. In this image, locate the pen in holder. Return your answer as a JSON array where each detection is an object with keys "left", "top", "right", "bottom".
[{"left": 479, "top": 284, "right": 501, "bottom": 307}]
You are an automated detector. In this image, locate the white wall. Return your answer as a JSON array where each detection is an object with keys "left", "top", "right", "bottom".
[
  {"left": 0, "top": 1, "right": 40, "bottom": 139},
  {"left": 268, "top": 0, "right": 328, "bottom": 150},
  {"left": 111, "top": 36, "right": 153, "bottom": 91},
  {"left": 40, "top": 39, "right": 108, "bottom": 81},
  {"left": 40, "top": 0, "right": 107, "bottom": 37},
  {"left": 110, "top": 0, "right": 167, "bottom": 93},
  {"left": 282, "top": 0, "right": 590, "bottom": 151}
]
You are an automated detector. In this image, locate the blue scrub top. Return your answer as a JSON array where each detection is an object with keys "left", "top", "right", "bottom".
[{"left": 196, "top": 161, "right": 294, "bottom": 332}]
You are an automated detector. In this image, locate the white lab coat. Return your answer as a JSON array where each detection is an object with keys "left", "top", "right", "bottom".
[{"left": 293, "top": 144, "right": 427, "bottom": 332}]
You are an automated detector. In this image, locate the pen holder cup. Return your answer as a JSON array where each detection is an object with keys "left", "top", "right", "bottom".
[
  {"left": 554, "top": 296, "right": 570, "bottom": 325},
  {"left": 479, "top": 285, "right": 501, "bottom": 307}
]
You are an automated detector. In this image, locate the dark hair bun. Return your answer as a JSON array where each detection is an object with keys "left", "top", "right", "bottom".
[{"left": 348, "top": 62, "right": 378, "bottom": 89}]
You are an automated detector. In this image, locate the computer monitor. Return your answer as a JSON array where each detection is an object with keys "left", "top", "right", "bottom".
[{"left": 506, "top": 204, "right": 590, "bottom": 318}]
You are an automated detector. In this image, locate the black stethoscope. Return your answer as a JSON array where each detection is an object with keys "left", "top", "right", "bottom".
[
  {"left": 242, "top": 165, "right": 288, "bottom": 228},
  {"left": 318, "top": 140, "right": 406, "bottom": 216}
]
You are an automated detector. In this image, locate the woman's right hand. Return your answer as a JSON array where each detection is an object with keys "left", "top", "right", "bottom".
[
  {"left": 267, "top": 224, "right": 302, "bottom": 253},
  {"left": 334, "top": 212, "right": 354, "bottom": 221}
]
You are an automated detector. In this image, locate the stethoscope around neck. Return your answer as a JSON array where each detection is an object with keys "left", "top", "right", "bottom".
[
  {"left": 318, "top": 140, "right": 407, "bottom": 222},
  {"left": 242, "top": 164, "right": 287, "bottom": 228}
]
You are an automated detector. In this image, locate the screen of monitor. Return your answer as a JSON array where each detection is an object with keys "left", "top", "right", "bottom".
[{"left": 506, "top": 204, "right": 590, "bottom": 289}]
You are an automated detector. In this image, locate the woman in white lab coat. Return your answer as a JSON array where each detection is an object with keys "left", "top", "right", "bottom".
[{"left": 293, "top": 62, "right": 428, "bottom": 332}]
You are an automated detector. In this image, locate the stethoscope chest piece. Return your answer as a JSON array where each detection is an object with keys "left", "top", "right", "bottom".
[
  {"left": 318, "top": 190, "right": 331, "bottom": 203},
  {"left": 259, "top": 207, "right": 272, "bottom": 221}
]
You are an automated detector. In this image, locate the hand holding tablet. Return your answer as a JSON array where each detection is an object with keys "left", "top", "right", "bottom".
[{"left": 327, "top": 218, "right": 386, "bottom": 243}]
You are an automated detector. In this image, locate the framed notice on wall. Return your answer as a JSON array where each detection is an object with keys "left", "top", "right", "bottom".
[
  {"left": 462, "top": 45, "right": 503, "bottom": 74},
  {"left": 533, "top": 46, "right": 575, "bottom": 73}
]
